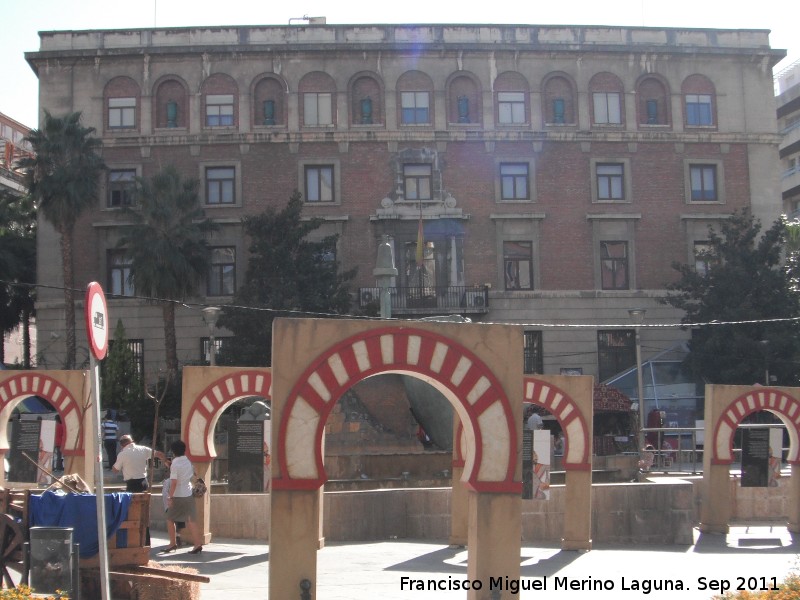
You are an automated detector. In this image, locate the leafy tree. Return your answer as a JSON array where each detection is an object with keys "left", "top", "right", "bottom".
[
  {"left": 662, "top": 211, "right": 800, "bottom": 385},
  {"left": 117, "top": 165, "right": 217, "bottom": 380},
  {"left": 0, "top": 191, "right": 36, "bottom": 366},
  {"left": 101, "top": 319, "right": 145, "bottom": 434},
  {"left": 217, "top": 191, "right": 356, "bottom": 367},
  {"left": 19, "top": 111, "right": 104, "bottom": 369}
]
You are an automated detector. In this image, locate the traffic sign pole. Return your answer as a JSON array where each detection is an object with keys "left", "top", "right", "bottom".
[{"left": 85, "top": 282, "right": 111, "bottom": 600}]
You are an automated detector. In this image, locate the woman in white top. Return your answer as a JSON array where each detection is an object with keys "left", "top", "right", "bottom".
[{"left": 160, "top": 439, "right": 204, "bottom": 554}]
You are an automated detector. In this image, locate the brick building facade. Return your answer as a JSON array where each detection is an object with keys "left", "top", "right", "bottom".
[{"left": 25, "top": 24, "right": 785, "bottom": 389}]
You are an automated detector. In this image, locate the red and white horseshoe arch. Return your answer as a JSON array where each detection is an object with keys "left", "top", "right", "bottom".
[
  {"left": 274, "top": 326, "right": 519, "bottom": 493},
  {"left": 523, "top": 376, "right": 592, "bottom": 470},
  {"left": 0, "top": 371, "right": 85, "bottom": 456},
  {"left": 183, "top": 369, "right": 273, "bottom": 462},
  {"left": 711, "top": 388, "right": 800, "bottom": 464}
]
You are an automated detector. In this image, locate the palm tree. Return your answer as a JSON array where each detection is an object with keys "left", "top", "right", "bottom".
[
  {"left": 19, "top": 111, "right": 104, "bottom": 369},
  {"left": 118, "top": 165, "right": 217, "bottom": 380}
]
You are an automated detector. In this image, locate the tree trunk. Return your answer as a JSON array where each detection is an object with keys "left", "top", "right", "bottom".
[
  {"left": 60, "top": 228, "right": 76, "bottom": 369},
  {"left": 162, "top": 301, "right": 179, "bottom": 381},
  {"left": 22, "top": 307, "right": 31, "bottom": 368}
]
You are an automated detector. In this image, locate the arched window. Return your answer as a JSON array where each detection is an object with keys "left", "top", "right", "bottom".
[
  {"left": 447, "top": 72, "right": 481, "bottom": 125},
  {"left": 299, "top": 71, "right": 337, "bottom": 128},
  {"left": 104, "top": 76, "right": 140, "bottom": 132},
  {"left": 542, "top": 73, "right": 577, "bottom": 126},
  {"left": 349, "top": 73, "right": 383, "bottom": 126},
  {"left": 253, "top": 75, "right": 287, "bottom": 127},
  {"left": 682, "top": 74, "right": 717, "bottom": 128},
  {"left": 589, "top": 72, "right": 625, "bottom": 127},
  {"left": 636, "top": 75, "right": 670, "bottom": 127},
  {"left": 153, "top": 76, "right": 189, "bottom": 129},
  {"left": 201, "top": 73, "right": 239, "bottom": 129},
  {"left": 494, "top": 71, "right": 530, "bottom": 126},
  {"left": 397, "top": 71, "right": 434, "bottom": 126}
]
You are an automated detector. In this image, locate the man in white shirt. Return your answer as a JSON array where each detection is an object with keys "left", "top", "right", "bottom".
[
  {"left": 113, "top": 434, "right": 165, "bottom": 492},
  {"left": 526, "top": 410, "right": 543, "bottom": 430}
]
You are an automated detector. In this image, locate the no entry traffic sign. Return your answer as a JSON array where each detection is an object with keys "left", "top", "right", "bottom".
[{"left": 84, "top": 282, "right": 109, "bottom": 360}]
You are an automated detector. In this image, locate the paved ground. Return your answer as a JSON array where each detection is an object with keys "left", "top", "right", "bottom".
[{"left": 147, "top": 523, "right": 800, "bottom": 599}]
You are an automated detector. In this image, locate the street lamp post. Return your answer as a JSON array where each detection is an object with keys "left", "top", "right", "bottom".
[
  {"left": 629, "top": 308, "right": 647, "bottom": 452},
  {"left": 373, "top": 235, "right": 398, "bottom": 319},
  {"left": 203, "top": 306, "right": 221, "bottom": 366}
]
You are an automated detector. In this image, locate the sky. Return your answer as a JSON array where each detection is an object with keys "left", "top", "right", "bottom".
[{"left": 2, "top": 0, "right": 798, "bottom": 128}]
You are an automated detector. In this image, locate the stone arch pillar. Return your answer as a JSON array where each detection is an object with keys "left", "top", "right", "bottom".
[
  {"left": 181, "top": 366, "right": 272, "bottom": 543},
  {"left": 700, "top": 385, "right": 800, "bottom": 533},
  {"left": 269, "top": 318, "right": 523, "bottom": 600},
  {"left": 0, "top": 370, "right": 91, "bottom": 486},
  {"left": 523, "top": 375, "right": 594, "bottom": 550}
]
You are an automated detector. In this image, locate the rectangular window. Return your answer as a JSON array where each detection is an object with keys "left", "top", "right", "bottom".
[
  {"left": 500, "top": 163, "right": 529, "bottom": 200},
  {"left": 305, "top": 165, "right": 335, "bottom": 202},
  {"left": 686, "top": 94, "right": 713, "bottom": 126},
  {"left": 690, "top": 165, "right": 717, "bottom": 201},
  {"left": 403, "top": 164, "right": 432, "bottom": 200},
  {"left": 206, "top": 94, "right": 234, "bottom": 127},
  {"left": 498, "top": 92, "right": 525, "bottom": 124},
  {"left": 208, "top": 247, "right": 236, "bottom": 296},
  {"left": 593, "top": 92, "right": 621, "bottom": 124},
  {"left": 108, "top": 250, "right": 134, "bottom": 297},
  {"left": 108, "top": 169, "right": 137, "bottom": 208},
  {"left": 597, "top": 330, "right": 635, "bottom": 382},
  {"left": 523, "top": 331, "right": 543, "bottom": 375},
  {"left": 109, "top": 97, "right": 136, "bottom": 128},
  {"left": 201, "top": 337, "right": 226, "bottom": 365},
  {"left": 107, "top": 338, "right": 144, "bottom": 377},
  {"left": 205, "top": 167, "right": 235, "bottom": 205},
  {"left": 401, "top": 92, "right": 430, "bottom": 124},
  {"left": 693, "top": 241, "right": 715, "bottom": 276},
  {"left": 596, "top": 164, "right": 625, "bottom": 200},
  {"left": 303, "top": 92, "right": 333, "bottom": 126},
  {"left": 503, "top": 241, "right": 533, "bottom": 290},
  {"left": 600, "top": 241, "right": 629, "bottom": 290}
]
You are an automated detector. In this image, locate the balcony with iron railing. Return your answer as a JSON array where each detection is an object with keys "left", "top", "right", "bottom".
[{"left": 358, "top": 285, "right": 489, "bottom": 316}]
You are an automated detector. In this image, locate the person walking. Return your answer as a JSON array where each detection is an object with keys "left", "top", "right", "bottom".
[
  {"left": 102, "top": 411, "right": 119, "bottom": 469},
  {"left": 112, "top": 434, "right": 165, "bottom": 492},
  {"left": 53, "top": 415, "right": 65, "bottom": 471},
  {"left": 160, "top": 439, "right": 204, "bottom": 555}
]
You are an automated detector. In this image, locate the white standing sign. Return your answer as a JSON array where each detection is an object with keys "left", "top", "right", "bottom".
[{"left": 84, "top": 282, "right": 111, "bottom": 600}]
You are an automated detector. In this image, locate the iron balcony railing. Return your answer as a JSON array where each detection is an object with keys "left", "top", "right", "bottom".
[{"left": 358, "top": 285, "right": 489, "bottom": 314}]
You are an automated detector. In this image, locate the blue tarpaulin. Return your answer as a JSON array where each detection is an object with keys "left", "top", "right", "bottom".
[{"left": 29, "top": 491, "right": 132, "bottom": 558}]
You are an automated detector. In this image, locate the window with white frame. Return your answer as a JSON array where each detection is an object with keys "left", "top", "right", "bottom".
[
  {"left": 108, "top": 97, "right": 136, "bottom": 128},
  {"left": 206, "top": 94, "right": 234, "bottom": 127},
  {"left": 403, "top": 164, "right": 432, "bottom": 200},
  {"left": 593, "top": 92, "right": 622, "bottom": 124},
  {"left": 108, "top": 250, "right": 134, "bottom": 297},
  {"left": 503, "top": 241, "right": 533, "bottom": 290},
  {"left": 205, "top": 167, "right": 235, "bottom": 205},
  {"left": 685, "top": 94, "right": 713, "bottom": 126},
  {"left": 498, "top": 92, "right": 526, "bottom": 124},
  {"left": 208, "top": 247, "right": 236, "bottom": 296},
  {"left": 401, "top": 92, "right": 430, "bottom": 124},
  {"left": 689, "top": 164, "right": 717, "bottom": 201},
  {"left": 303, "top": 92, "right": 333, "bottom": 126},
  {"left": 693, "top": 241, "right": 716, "bottom": 276},
  {"left": 600, "top": 241, "right": 629, "bottom": 290},
  {"left": 596, "top": 163, "right": 625, "bottom": 200},
  {"left": 108, "top": 169, "right": 137, "bottom": 208},
  {"left": 305, "top": 165, "right": 335, "bottom": 202},
  {"left": 500, "top": 163, "right": 529, "bottom": 200}
]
